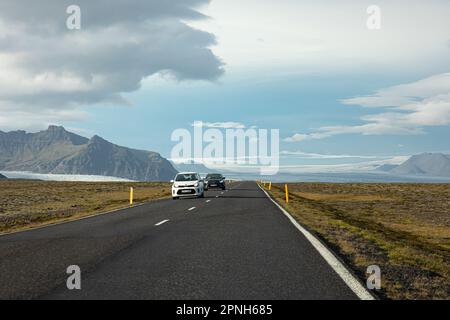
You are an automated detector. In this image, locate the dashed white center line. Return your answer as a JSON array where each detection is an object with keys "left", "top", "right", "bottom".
[
  {"left": 155, "top": 219, "right": 169, "bottom": 226},
  {"left": 188, "top": 207, "right": 196, "bottom": 211},
  {"left": 216, "top": 195, "right": 219, "bottom": 198},
  {"left": 206, "top": 200, "right": 211, "bottom": 203}
]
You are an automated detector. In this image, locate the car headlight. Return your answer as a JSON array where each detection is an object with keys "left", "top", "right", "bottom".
[
  {"left": 194, "top": 182, "right": 199, "bottom": 187},
  {"left": 220, "top": 180, "right": 224, "bottom": 183}
]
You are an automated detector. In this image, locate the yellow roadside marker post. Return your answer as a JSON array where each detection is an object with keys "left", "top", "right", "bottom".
[
  {"left": 269, "top": 182, "right": 272, "bottom": 190},
  {"left": 285, "top": 184, "right": 289, "bottom": 203},
  {"left": 130, "top": 187, "right": 134, "bottom": 206}
]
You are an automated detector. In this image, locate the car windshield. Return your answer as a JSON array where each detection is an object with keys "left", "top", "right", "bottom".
[
  {"left": 175, "top": 173, "right": 198, "bottom": 182},
  {"left": 206, "top": 174, "right": 222, "bottom": 179}
]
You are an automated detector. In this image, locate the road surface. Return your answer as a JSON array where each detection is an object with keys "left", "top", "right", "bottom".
[{"left": 0, "top": 181, "right": 361, "bottom": 299}]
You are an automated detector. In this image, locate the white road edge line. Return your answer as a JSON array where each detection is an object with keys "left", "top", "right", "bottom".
[
  {"left": 188, "top": 207, "right": 196, "bottom": 211},
  {"left": 155, "top": 219, "right": 169, "bottom": 226},
  {"left": 258, "top": 184, "right": 375, "bottom": 301}
]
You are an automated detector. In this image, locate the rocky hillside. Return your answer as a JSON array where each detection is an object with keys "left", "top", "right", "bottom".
[
  {"left": 0, "top": 126, "right": 177, "bottom": 181},
  {"left": 378, "top": 153, "right": 450, "bottom": 177}
]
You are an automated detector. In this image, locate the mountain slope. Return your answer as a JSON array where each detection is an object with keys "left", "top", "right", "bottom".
[
  {"left": 0, "top": 126, "right": 177, "bottom": 181},
  {"left": 0, "top": 173, "right": 6, "bottom": 179},
  {"left": 390, "top": 153, "right": 450, "bottom": 176}
]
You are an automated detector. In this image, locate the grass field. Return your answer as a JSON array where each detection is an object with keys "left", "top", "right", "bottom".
[
  {"left": 267, "top": 182, "right": 450, "bottom": 300},
  {"left": 0, "top": 180, "right": 171, "bottom": 233}
]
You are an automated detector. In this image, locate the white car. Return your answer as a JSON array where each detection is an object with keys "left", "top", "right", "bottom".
[{"left": 171, "top": 172, "right": 205, "bottom": 200}]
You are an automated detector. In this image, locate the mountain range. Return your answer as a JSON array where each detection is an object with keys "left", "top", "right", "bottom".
[
  {"left": 0, "top": 173, "right": 6, "bottom": 179},
  {"left": 1, "top": 126, "right": 449, "bottom": 181},
  {"left": 377, "top": 153, "right": 450, "bottom": 177},
  {"left": 0, "top": 126, "right": 177, "bottom": 181}
]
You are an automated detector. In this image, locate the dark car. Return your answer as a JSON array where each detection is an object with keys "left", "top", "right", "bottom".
[{"left": 204, "top": 173, "right": 226, "bottom": 190}]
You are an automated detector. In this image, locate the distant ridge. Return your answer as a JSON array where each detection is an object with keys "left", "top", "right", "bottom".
[
  {"left": 378, "top": 153, "right": 450, "bottom": 177},
  {"left": 376, "top": 164, "right": 399, "bottom": 172},
  {"left": 0, "top": 173, "right": 6, "bottom": 179},
  {"left": 171, "top": 161, "right": 216, "bottom": 174},
  {"left": 0, "top": 126, "right": 178, "bottom": 181}
]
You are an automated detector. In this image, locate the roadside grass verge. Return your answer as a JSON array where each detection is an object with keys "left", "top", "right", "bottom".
[
  {"left": 0, "top": 180, "right": 171, "bottom": 233},
  {"left": 267, "top": 182, "right": 450, "bottom": 300}
]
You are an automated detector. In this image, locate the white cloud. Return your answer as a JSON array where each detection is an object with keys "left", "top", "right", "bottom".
[
  {"left": 341, "top": 73, "right": 450, "bottom": 109},
  {"left": 284, "top": 132, "right": 331, "bottom": 142},
  {"left": 192, "top": 121, "right": 247, "bottom": 129},
  {"left": 286, "top": 73, "right": 450, "bottom": 141},
  {"left": 0, "top": 0, "right": 224, "bottom": 130},
  {"left": 284, "top": 133, "right": 308, "bottom": 142},
  {"left": 191, "top": 0, "right": 450, "bottom": 74},
  {"left": 0, "top": 103, "right": 89, "bottom": 132}
]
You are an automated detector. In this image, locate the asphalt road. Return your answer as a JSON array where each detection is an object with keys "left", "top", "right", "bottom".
[{"left": 0, "top": 181, "right": 360, "bottom": 300}]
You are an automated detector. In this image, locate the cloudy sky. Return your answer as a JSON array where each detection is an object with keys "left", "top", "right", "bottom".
[{"left": 1, "top": 0, "right": 449, "bottom": 172}]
